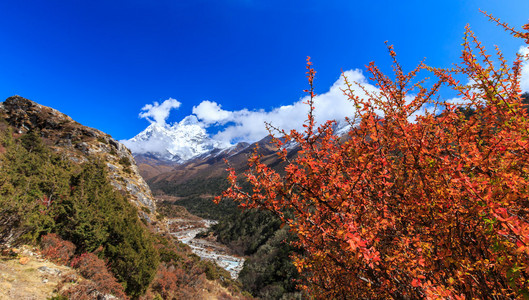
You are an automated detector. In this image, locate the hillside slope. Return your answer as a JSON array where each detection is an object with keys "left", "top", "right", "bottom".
[{"left": 0, "top": 96, "right": 156, "bottom": 218}]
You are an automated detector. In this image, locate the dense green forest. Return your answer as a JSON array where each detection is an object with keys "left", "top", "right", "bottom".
[{"left": 151, "top": 177, "right": 240, "bottom": 219}]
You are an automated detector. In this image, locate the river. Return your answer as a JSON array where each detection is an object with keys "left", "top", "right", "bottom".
[{"left": 167, "top": 218, "right": 245, "bottom": 279}]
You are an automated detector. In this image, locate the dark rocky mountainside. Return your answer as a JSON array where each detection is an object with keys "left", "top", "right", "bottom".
[{"left": 0, "top": 95, "right": 157, "bottom": 219}]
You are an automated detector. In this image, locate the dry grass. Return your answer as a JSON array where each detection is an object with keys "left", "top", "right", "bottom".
[{"left": 0, "top": 246, "right": 75, "bottom": 299}]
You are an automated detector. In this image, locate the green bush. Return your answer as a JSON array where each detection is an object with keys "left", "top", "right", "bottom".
[{"left": 119, "top": 156, "right": 131, "bottom": 167}]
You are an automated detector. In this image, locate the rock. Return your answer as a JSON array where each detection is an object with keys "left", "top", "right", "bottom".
[
  {"left": 18, "top": 257, "right": 29, "bottom": 265},
  {"left": 37, "top": 266, "right": 61, "bottom": 276},
  {"left": 97, "top": 293, "right": 118, "bottom": 300}
]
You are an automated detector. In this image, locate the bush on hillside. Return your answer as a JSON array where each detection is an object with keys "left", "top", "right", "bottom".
[
  {"left": 67, "top": 252, "right": 128, "bottom": 299},
  {"left": 40, "top": 233, "right": 76, "bottom": 264}
]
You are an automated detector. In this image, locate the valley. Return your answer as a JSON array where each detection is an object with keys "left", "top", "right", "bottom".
[{"left": 167, "top": 216, "right": 244, "bottom": 279}]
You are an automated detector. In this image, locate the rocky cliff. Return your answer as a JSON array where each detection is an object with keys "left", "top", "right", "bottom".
[{"left": 0, "top": 96, "right": 157, "bottom": 220}]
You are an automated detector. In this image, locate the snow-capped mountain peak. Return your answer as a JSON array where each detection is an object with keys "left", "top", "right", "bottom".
[{"left": 121, "top": 120, "right": 230, "bottom": 163}]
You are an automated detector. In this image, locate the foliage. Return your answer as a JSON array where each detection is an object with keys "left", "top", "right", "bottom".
[
  {"left": 202, "top": 259, "right": 232, "bottom": 281},
  {"left": 151, "top": 264, "right": 200, "bottom": 300},
  {"left": 152, "top": 177, "right": 238, "bottom": 220},
  {"left": 0, "top": 129, "right": 71, "bottom": 246},
  {"left": 40, "top": 233, "right": 76, "bottom": 264},
  {"left": 119, "top": 156, "right": 132, "bottom": 167},
  {"left": 119, "top": 156, "right": 133, "bottom": 173},
  {"left": 67, "top": 252, "right": 128, "bottom": 299},
  {"left": 149, "top": 233, "right": 241, "bottom": 299},
  {"left": 172, "top": 196, "right": 239, "bottom": 220},
  {"left": 212, "top": 209, "right": 282, "bottom": 255},
  {"left": 238, "top": 226, "right": 303, "bottom": 299},
  {"left": 151, "top": 177, "right": 230, "bottom": 198},
  {"left": 59, "top": 161, "right": 159, "bottom": 297},
  {"left": 217, "top": 16, "right": 529, "bottom": 298}
]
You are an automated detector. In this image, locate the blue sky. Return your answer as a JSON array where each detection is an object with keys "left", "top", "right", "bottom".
[{"left": 1, "top": 0, "right": 528, "bottom": 142}]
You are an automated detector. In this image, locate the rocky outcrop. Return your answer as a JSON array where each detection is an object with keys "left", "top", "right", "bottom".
[{"left": 0, "top": 96, "right": 157, "bottom": 219}]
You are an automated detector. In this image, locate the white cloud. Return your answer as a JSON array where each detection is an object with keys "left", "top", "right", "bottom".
[
  {"left": 126, "top": 48, "right": 529, "bottom": 161},
  {"left": 130, "top": 68, "right": 461, "bottom": 147},
  {"left": 123, "top": 133, "right": 171, "bottom": 156},
  {"left": 444, "top": 97, "right": 471, "bottom": 106},
  {"left": 192, "top": 100, "right": 232, "bottom": 125},
  {"left": 520, "top": 46, "right": 529, "bottom": 93},
  {"left": 129, "top": 45, "right": 529, "bottom": 150},
  {"left": 191, "top": 69, "right": 379, "bottom": 144},
  {"left": 138, "top": 98, "right": 181, "bottom": 125}
]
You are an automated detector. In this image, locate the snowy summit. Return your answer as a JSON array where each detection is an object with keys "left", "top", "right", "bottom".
[{"left": 121, "top": 115, "right": 229, "bottom": 163}]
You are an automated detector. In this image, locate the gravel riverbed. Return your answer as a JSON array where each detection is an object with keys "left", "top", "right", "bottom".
[{"left": 168, "top": 218, "right": 245, "bottom": 279}]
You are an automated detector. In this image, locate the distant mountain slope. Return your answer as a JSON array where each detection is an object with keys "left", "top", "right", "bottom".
[
  {"left": 146, "top": 135, "right": 295, "bottom": 190},
  {"left": 134, "top": 153, "right": 179, "bottom": 182},
  {"left": 132, "top": 117, "right": 353, "bottom": 182},
  {"left": 142, "top": 119, "right": 354, "bottom": 190}
]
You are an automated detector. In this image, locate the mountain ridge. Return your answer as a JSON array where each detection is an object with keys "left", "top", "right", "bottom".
[
  {"left": 134, "top": 119, "right": 351, "bottom": 186},
  {"left": 0, "top": 95, "right": 157, "bottom": 218}
]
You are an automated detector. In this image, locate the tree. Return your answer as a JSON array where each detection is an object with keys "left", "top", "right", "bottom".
[
  {"left": 63, "top": 161, "right": 159, "bottom": 297},
  {"left": 0, "top": 129, "right": 71, "bottom": 246},
  {"left": 217, "top": 14, "right": 529, "bottom": 299}
]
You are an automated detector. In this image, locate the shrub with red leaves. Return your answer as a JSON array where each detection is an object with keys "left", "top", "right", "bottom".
[
  {"left": 40, "top": 233, "right": 75, "bottom": 264},
  {"left": 217, "top": 14, "right": 529, "bottom": 299},
  {"left": 151, "top": 264, "right": 205, "bottom": 299},
  {"left": 68, "top": 252, "right": 127, "bottom": 299}
]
